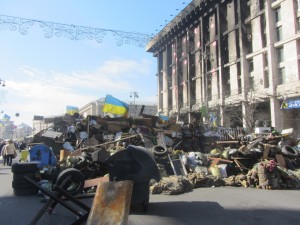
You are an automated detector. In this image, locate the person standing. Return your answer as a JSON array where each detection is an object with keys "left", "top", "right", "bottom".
[
  {"left": 19, "top": 141, "right": 26, "bottom": 153},
  {"left": 1, "top": 140, "right": 8, "bottom": 165},
  {"left": 2, "top": 139, "right": 17, "bottom": 166}
]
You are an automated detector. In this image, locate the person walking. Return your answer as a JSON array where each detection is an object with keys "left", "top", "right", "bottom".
[
  {"left": 2, "top": 139, "right": 17, "bottom": 166},
  {"left": 1, "top": 140, "right": 8, "bottom": 165}
]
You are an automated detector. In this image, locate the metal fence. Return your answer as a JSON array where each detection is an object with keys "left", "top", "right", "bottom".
[{"left": 217, "top": 127, "right": 244, "bottom": 140}]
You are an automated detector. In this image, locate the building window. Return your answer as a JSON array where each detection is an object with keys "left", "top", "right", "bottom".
[
  {"left": 237, "top": 62, "right": 242, "bottom": 94},
  {"left": 261, "top": 14, "right": 267, "bottom": 47},
  {"left": 207, "top": 75, "right": 212, "bottom": 101},
  {"left": 277, "top": 47, "right": 284, "bottom": 63},
  {"left": 297, "top": 17, "right": 300, "bottom": 32},
  {"left": 275, "top": 7, "right": 281, "bottom": 22},
  {"left": 278, "top": 67, "right": 286, "bottom": 84},
  {"left": 264, "top": 71, "right": 269, "bottom": 88},
  {"left": 263, "top": 53, "right": 269, "bottom": 88},
  {"left": 276, "top": 26, "right": 282, "bottom": 41},
  {"left": 248, "top": 59, "right": 254, "bottom": 73},
  {"left": 259, "top": 0, "right": 265, "bottom": 10},
  {"left": 249, "top": 76, "right": 255, "bottom": 90}
]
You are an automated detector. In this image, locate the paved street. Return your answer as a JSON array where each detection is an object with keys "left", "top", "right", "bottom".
[{"left": 1, "top": 158, "right": 300, "bottom": 225}]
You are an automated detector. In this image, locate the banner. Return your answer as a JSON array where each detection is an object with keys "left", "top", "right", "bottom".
[
  {"left": 280, "top": 98, "right": 300, "bottom": 110},
  {"left": 102, "top": 95, "right": 128, "bottom": 116},
  {"left": 66, "top": 106, "right": 79, "bottom": 115}
]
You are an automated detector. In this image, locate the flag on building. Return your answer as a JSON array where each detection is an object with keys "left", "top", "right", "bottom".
[
  {"left": 66, "top": 106, "right": 79, "bottom": 115},
  {"left": 2, "top": 114, "right": 10, "bottom": 121},
  {"left": 159, "top": 114, "right": 169, "bottom": 122},
  {"left": 102, "top": 95, "right": 128, "bottom": 116}
]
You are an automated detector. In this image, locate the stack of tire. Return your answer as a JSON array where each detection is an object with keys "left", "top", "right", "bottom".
[{"left": 11, "top": 163, "right": 40, "bottom": 196}]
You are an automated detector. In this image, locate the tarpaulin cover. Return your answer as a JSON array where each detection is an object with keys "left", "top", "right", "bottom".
[{"left": 29, "top": 144, "right": 57, "bottom": 169}]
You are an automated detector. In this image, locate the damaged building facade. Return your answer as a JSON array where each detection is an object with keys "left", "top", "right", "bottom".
[{"left": 146, "top": 0, "right": 300, "bottom": 134}]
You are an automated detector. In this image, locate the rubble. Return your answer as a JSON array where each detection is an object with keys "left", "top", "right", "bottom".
[{"left": 24, "top": 111, "right": 300, "bottom": 196}]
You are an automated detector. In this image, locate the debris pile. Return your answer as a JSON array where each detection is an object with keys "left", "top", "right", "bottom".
[{"left": 27, "top": 112, "right": 300, "bottom": 195}]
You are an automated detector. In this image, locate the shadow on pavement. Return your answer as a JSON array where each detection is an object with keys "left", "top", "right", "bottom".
[{"left": 129, "top": 201, "right": 300, "bottom": 225}]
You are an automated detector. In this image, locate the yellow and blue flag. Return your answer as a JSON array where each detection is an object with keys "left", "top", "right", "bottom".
[
  {"left": 66, "top": 106, "right": 79, "bottom": 115},
  {"left": 2, "top": 114, "right": 10, "bottom": 121},
  {"left": 102, "top": 95, "right": 128, "bottom": 116}
]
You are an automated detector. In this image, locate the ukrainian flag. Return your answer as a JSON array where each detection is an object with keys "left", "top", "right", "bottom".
[
  {"left": 66, "top": 106, "right": 79, "bottom": 115},
  {"left": 102, "top": 95, "right": 128, "bottom": 116}
]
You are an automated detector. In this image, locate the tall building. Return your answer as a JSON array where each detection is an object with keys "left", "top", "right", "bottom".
[{"left": 147, "top": 0, "right": 300, "bottom": 134}]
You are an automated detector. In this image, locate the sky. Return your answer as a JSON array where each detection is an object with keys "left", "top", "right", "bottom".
[{"left": 0, "top": 0, "right": 189, "bottom": 126}]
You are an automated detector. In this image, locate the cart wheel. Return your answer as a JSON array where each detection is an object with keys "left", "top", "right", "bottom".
[{"left": 55, "top": 168, "right": 85, "bottom": 196}]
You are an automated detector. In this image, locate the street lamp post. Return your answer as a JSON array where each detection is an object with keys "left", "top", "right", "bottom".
[
  {"left": 0, "top": 78, "right": 5, "bottom": 87},
  {"left": 130, "top": 91, "right": 139, "bottom": 117}
]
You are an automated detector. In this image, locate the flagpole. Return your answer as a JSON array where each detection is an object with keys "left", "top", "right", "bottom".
[{"left": 130, "top": 91, "right": 139, "bottom": 117}]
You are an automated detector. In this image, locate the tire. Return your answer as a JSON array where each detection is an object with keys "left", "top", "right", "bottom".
[
  {"left": 13, "top": 188, "right": 37, "bottom": 196},
  {"left": 55, "top": 168, "right": 84, "bottom": 196},
  {"left": 12, "top": 180, "right": 37, "bottom": 189},
  {"left": 13, "top": 173, "right": 37, "bottom": 182},
  {"left": 152, "top": 145, "right": 168, "bottom": 157},
  {"left": 11, "top": 163, "right": 39, "bottom": 174},
  {"left": 281, "top": 145, "right": 299, "bottom": 158}
]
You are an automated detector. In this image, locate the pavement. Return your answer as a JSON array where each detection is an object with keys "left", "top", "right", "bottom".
[{"left": 1, "top": 155, "right": 300, "bottom": 225}]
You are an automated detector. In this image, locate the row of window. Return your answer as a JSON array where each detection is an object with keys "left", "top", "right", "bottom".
[{"left": 158, "top": 0, "right": 299, "bottom": 110}]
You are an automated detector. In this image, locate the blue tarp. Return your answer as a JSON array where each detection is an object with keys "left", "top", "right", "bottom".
[{"left": 29, "top": 144, "right": 57, "bottom": 169}]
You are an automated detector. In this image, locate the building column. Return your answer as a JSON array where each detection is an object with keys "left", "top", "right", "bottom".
[
  {"left": 162, "top": 48, "right": 169, "bottom": 115},
  {"left": 237, "top": 0, "right": 250, "bottom": 129},
  {"left": 265, "top": 0, "right": 283, "bottom": 130},
  {"left": 157, "top": 54, "right": 163, "bottom": 113}
]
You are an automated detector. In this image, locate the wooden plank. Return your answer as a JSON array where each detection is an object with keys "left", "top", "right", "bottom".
[
  {"left": 275, "top": 154, "right": 286, "bottom": 168},
  {"left": 86, "top": 180, "right": 133, "bottom": 225},
  {"left": 208, "top": 157, "right": 233, "bottom": 171},
  {"left": 70, "top": 134, "right": 141, "bottom": 156},
  {"left": 233, "top": 159, "right": 249, "bottom": 170},
  {"left": 262, "top": 144, "right": 270, "bottom": 160},
  {"left": 84, "top": 176, "right": 109, "bottom": 189},
  {"left": 216, "top": 141, "right": 239, "bottom": 144}
]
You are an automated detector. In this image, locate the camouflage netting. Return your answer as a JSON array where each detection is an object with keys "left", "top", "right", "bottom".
[
  {"left": 150, "top": 163, "right": 300, "bottom": 195},
  {"left": 150, "top": 173, "right": 225, "bottom": 195}
]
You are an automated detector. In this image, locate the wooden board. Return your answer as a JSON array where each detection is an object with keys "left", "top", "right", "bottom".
[
  {"left": 84, "top": 176, "right": 109, "bottom": 189},
  {"left": 86, "top": 180, "right": 133, "bottom": 225},
  {"left": 275, "top": 154, "right": 286, "bottom": 168}
]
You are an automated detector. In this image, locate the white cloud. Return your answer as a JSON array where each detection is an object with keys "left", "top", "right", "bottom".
[{"left": 2, "top": 58, "right": 154, "bottom": 126}]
